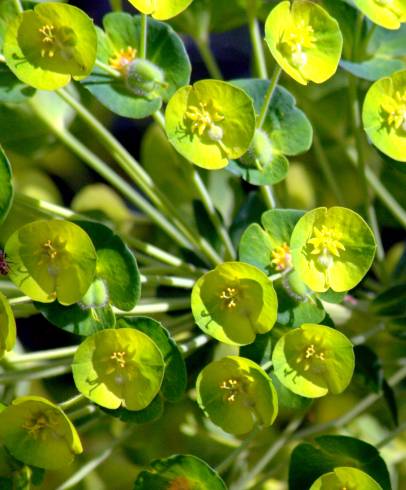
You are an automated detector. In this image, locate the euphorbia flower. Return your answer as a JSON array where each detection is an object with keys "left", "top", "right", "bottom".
[
  {"left": 354, "top": 0, "right": 406, "bottom": 30},
  {"left": 127, "top": 0, "right": 193, "bottom": 20}
]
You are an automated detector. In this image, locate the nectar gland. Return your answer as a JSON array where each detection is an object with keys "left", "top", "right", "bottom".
[
  {"left": 308, "top": 225, "right": 345, "bottom": 267},
  {"left": 282, "top": 19, "right": 315, "bottom": 68},
  {"left": 220, "top": 287, "right": 239, "bottom": 309},
  {"left": 39, "top": 24, "right": 57, "bottom": 58},
  {"left": 381, "top": 91, "right": 406, "bottom": 132},
  {"left": 185, "top": 100, "right": 225, "bottom": 141},
  {"left": 271, "top": 242, "right": 292, "bottom": 271},
  {"left": 109, "top": 46, "right": 137, "bottom": 73},
  {"left": 220, "top": 378, "right": 240, "bottom": 403}
]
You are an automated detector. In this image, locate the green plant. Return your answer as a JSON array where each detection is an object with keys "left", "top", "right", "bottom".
[{"left": 0, "top": 0, "right": 405, "bottom": 488}]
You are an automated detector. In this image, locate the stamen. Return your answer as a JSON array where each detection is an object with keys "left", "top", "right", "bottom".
[
  {"left": 308, "top": 225, "right": 346, "bottom": 258},
  {"left": 185, "top": 100, "right": 224, "bottom": 140},
  {"left": 271, "top": 242, "right": 292, "bottom": 271},
  {"left": 110, "top": 351, "right": 127, "bottom": 368},
  {"left": 220, "top": 378, "right": 240, "bottom": 403},
  {"left": 109, "top": 46, "right": 137, "bottom": 73},
  {"left": 39, "top": 24, "right": 56, "bottom": 58},
  {"left": 220, "top": 287, "right": 239, "bottom": 309}
]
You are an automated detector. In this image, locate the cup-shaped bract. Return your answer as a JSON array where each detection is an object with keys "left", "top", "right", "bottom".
[
  {"left": 290, "top": 207, "right": 376, "bottom": 292},
  {"left": 191, "top": 262, "right": 278, "bottom": 345},
  {"left": 72, "top": 328, "right": 165, "bottom": 410},
  {"left": 265, "top": 1, "right": 343, "bottom": 85},
  {"left": 310, "top": 467, "right": 383, "bottom": 490},
  {"left": 196, "top": 356, "right": 278, "bottom": 435},
  {"left": 128, "top": 0, "right": 193, "bottom": 20},
  {"left": 363, "top": 70, "right": 406, "bottom": 162},
  {"left": 165, "top": 80, "right": 256, "bottom": 169},
  {"left": 0, "top": 396, "right": 82, "bottom": 470},
  {"left": 272, "top": 323, "right": 355, "bottom": 398},
  {"left": 0, "top": 292, "right": 15, "bottom": 359},
  {"left": 134, "top": 454, "right": 227, "bottom": 490},
  {"left": 354, "top": 0, "right": 406, "bottom": 30},
  {"left": 3, "top": 2, "right": 97, "bottom": 90},
  {"left": 5, "top": 220, "right": 97, "bottom": 305}
]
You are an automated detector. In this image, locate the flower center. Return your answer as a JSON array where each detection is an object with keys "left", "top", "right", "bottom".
[
  {"left": 382, "top": 91, "right": 406, "bottom": 131},
  {"left": 185, "top": 100, "right": 225, "bottom": 141},
  {"left": 282, "top": 19, "right": 315, "bottom": 68},
  {"left": 110, "top": 351, "right": 127, "bottom": 368},
  {"left": 22, "top": 410, "right": 58, "bottom": 440},
  {"left": 109, "top": 46, "right": 137, "bottom": 73},
  {"left": 220, "top": 378, "right": 241, "bottom": 403},
  {"left": 308, "top": 225, "right": 346, "bottom": 258},
  {"left": 220, "top": 287, "right": 239, "bottom": 309},
  {"left": 167, "top": 477, "right": 191, "bottom": 490},
  {"left": 39, "top": 24, "right": 56, "bottom": 58},
  {"left": 296, "top": 343, "right": 326, "bottom": 372},
  {"left": 271, "top": 243, "right": 292, "bottom": 271}
]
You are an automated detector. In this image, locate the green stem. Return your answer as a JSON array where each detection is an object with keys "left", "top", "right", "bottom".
[
  {"left": 194, "top": 38, "right": 223, "bottom": 80},
  {"left": 12, "top": 0, "right": 23, "bottom": 13},
  {"left": 109, "top": 0, "right": 123, "bottom": 11},
  {"left": 94, "top": 59, "right": 121, "bottom": 78},
  {"left": 8, "top": 296, "right": 32, "bottom": 306},
  {"left": 141, "top": 274, "right": 195, "bottom": 289},
  {"left": 313, "top": 132, "right": 345, "bottom": 205},
  {"left": 113, "top": 297, "right": 190, "bottom": 315},
  {"left": 231, "top": 417, "right": 303, "bottom": 490},
  {"left": 247, "top": 5, "right": 268, "bottom": 79},
  {"left": 350, "top": 323, "right": 385, "bottom": 346},
  {"left": 376, "top": 420, "right": 406, "bottom": 449},
  {"left": 257, "top": 66, "right": 281, "bottom": 129},
  {"left": 0, "top": 361, "right": 72, "bottom": 384},
  {"left": 55, "top": 89, "right": 222, "bottom": 266},
  {"left": 7, "top": 345, "right": 78, "bottom": 364},
  {"left": 69, "top": 405, "right": 97, "bottom": 422},
  {"left": 192, "top": 169, "right": 236, "bottom": 260},
  {"left": 180, "top": 334, "right": 210, "bottom": 357},
  {"left": 259, "top": 185, "right": 276, "bottom": 209},
  {"left": 140, "top": 14, "right": 148, "bottom": 58},
  {"left": 14, "top": 192, "right": 84, "bottom": 220},
  {"left": 58, "top": 394, "right": 86, "bottom": 412}
]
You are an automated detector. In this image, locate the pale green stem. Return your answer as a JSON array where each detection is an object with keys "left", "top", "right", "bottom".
[
  {"left": 55, "top": 88, "right": 222, "bottom": 266},
  {"left": 232, "top": 417, "right": 303, "bottom": 490},
  {"left": 257, "top": 66, "right": 281, "bottom": 129},
  {"left": 216, "top": 425, "right": 261, "bottom": 475},
  {"left": 94, "top": 59, "right": 121, "bottom": 78},
  {"left": 14, "top": 192, "right": 85, "bottom": 220},
  {"left": 109, "top": 0, "right": 123, "bottom": 11},
  {"left": 113, "top": 297, "right": 190, "bottom": 315},
  {"left": 68, "top": 405, "right": 97, "bottom": 422},
  {"left": 12, "top": 0, "right": 23, "bottom": 13},
  {"left": 350, "top": 323, "right": 385, "bottom": 346},
  {"left": 58, "top": 394, "right": 86, "bottom": 412},
  {"left": 7, "top": 345, "right": 78, "bottom": 364},
  {"left": 0, "top": 362, "right": 72, "bottom": 384},
  {"left": 192, "top": 169, "right": 236, "bottom": 260},
  {"left": 180, "top": 334, "right": 210, "bottom": 357},
  {"left": 376, "top": 420, "right": 406, "bottom": 449},
  {"left": 141, "top": 274, "right": 195, "bottom": 289},
  {"left": 294, "top": 364, "right": 406, "bottom": 440},
  {"left": 247, "top": 2, "right": 268, "bottom": 79},
  {"left": 8, "top": 296, "right": 32, "bottom": 306},
  {"left": 140, "top": 265, "right": 199, "bottom": 276},
  {"left": 194, "top": 38, "right": 223, "bottom": 80},
  {"left": 260, "top": 185, "right": 276, "bottom": 210},
  {"left": 140, "top": 14, "right": 148, "bottom": 58}
]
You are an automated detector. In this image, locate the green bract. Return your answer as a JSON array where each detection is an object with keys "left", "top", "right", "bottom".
[
  {"left": 354, "top": 0, "right": 406, "bottom": 30},
  {"left": 0, "top": 396, "right": 82, "bottom": 470},
  {"left": 134, "top": 454, "right": 227, "bottom": 489},
  {"left": 165, "top": 80, "right": 256, "bottom": 169},
  {"left": 0, "top": 147, "right": 13, "bottom": 225},
  {"left": 310, "top": 467, "right": 383, "bottom": 490},
  {"left": 72, "top": 328, "right": 165, "bottom": 410},
  {"left": 128, "top": 0, "right": 193, "bottom": 20},
  {"left": 196, "top": 356, "right": 278, "bottom": 435},
  {"left": 191, "top": 261, "right": 278, "bottom": 345},
  {"left": 0, "top": 292, "right": 15, "bottom": 359},
  {"left": 5, "top": 220, "right": 97, "bottom": 305},
  {"left": 290, "top": 207, "right": 376, "bottom": 292},
  {"left": 265, "top": 0, "right": 343, "bottom": 85},
  {"left": 3, "top": 2, "right": 97, "bottom": 90},
  {"left": 272, "top": 323, "right": 355, "bottom": 398},
  {"left": 83, "top": 12, "right": 191, "bottom": 119},
  {"left": 362, "top": 70, "right": 406, "bottom": 162}
]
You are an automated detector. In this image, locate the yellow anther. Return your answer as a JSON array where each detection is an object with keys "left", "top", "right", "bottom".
[
  {"left": 39, "top": 24, "right": 56, "bottom": 58},
  {"left": 271, "top": 242, "right": 292, "bottom": 271},
  {"left": 42, "top": 240, "right": 58, "bottom": 260},
  {"left": 22, "top": 410, "right": 57, "bottom": 440},
  {"left": 220, "top": 378, "right": 240, "bottom": 403},
  {"left": 109, "top": 46, "right": 137, "bottom": 73},
  {"left": 382, "top": 91, "right": 406, "bottom": 131},
  {"left": 281, "top": 19, "right": 315, "bottom": 67},
  {"left": 220, "top": 287, "right": 239, "bottom": 309},
  {"left": 110, "top": 351, "right": 127, "bottom": 368},
  {"left": 308, "top": 225, "right": 346, "bottom": 257},
  {"left": 185, "top": 100, "right": 224, "bottom": 138}
]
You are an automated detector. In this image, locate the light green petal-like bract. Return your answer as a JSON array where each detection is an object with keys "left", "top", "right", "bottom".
[
  {"left": 354, "top": 0, "right": 406, "bottom": 30},
  {"left": 128, "top": 0, "right": 193, "bottom": 20}
]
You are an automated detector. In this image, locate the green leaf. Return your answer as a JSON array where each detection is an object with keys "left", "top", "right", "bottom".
[
  {"left": 134, "top": 454, "right": 227, "bottom": 490},
  {"left": 340, "top": 57, "right": 406, "bottom": 81},
  {"left": 0, "top": 65, "right": 35, "bottom": 103},
  {"left": 83, "top": 13, "right": 191, "bottom": 119},
  {"left": 289, "top": 435, "right": 391, "bottom": 490},
  {"left": 369, "top": 24, "right": 406, "bottom": 57},
  {"left": 117, "top": 316, "right": 187, "bottom": 402},
  {"left": 0, "top": 0, "right": 19, "bottom": 50},
  {"left": 0, "top": 146, "right": 13, "bottom": 226}
]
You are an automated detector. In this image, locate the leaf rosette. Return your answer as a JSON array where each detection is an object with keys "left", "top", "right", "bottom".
[
  {"left": 265, "top": 0, "right": 343, "bottom": 85},
  {"left": 191, "top": 261, "right": 278, "bottom": 346},
  {"left": 290, "top": 207, "right": 376, "bottom": 292},
  {"left": 310, "top": 466, "right": 383, "bottom": 490},
  {"left": 72, "top": 328, "right": 165, "bottom": 411},
  {"left": 5, "top": 219, "right": 97, "bottom": 305},
  {"left": 134, "top": 454, "right": 227, "bottom": 490},
  {"left": 128, "top": 0, "right": 193, "bottom": 20},
  {"left": 0, "top": 292, "right": 15, "bottom": 359},
  {"left": 354, "top": 0, "right": 406, "bottom": 30},
  {"left": 0, "top": 396, "right": 82, "bottom": 470},
  {"left": 196, "top": 356, "right": 278, "bottom": 435},
  {"left": 363, "top": 69, "right": 406, "bottom": 162},
  {"left": 165, "top": 80, "right": 256, "bottom": 169},
  {"left": 272, "top": 323, "right": 355, "bottom": 398},
  {"left": 3, "top": 2, "right": 97, "bottom": 90}
]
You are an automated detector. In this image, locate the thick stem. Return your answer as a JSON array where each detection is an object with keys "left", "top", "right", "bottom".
[
  {"left": 140, "top": 14, "right": 148, "bottom": 58},
  {"left": 194, "top": 38, "right": 223, "bottom": 80},
  {"left": 141, "top": 274, "right": 195, "bottom": 289},
  {"left": 12, "top": 0, "right": 23, "bottom": 13},
  {"left": 58, "top": 394, "right": 86, "bottom": 412}
]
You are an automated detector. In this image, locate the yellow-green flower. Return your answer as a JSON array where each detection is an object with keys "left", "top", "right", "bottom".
[
  {"left": 265, "top": 0, "right": 343, "bottom": 85},
  {"left": 310, "top": 467, "right": 383, "bottom": 490},
  {"left": 128, "top": 0, "right": 193, "bottom": 20},
  {"left": 354, "top": 0, "right": 406, "bottom": 30}
]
